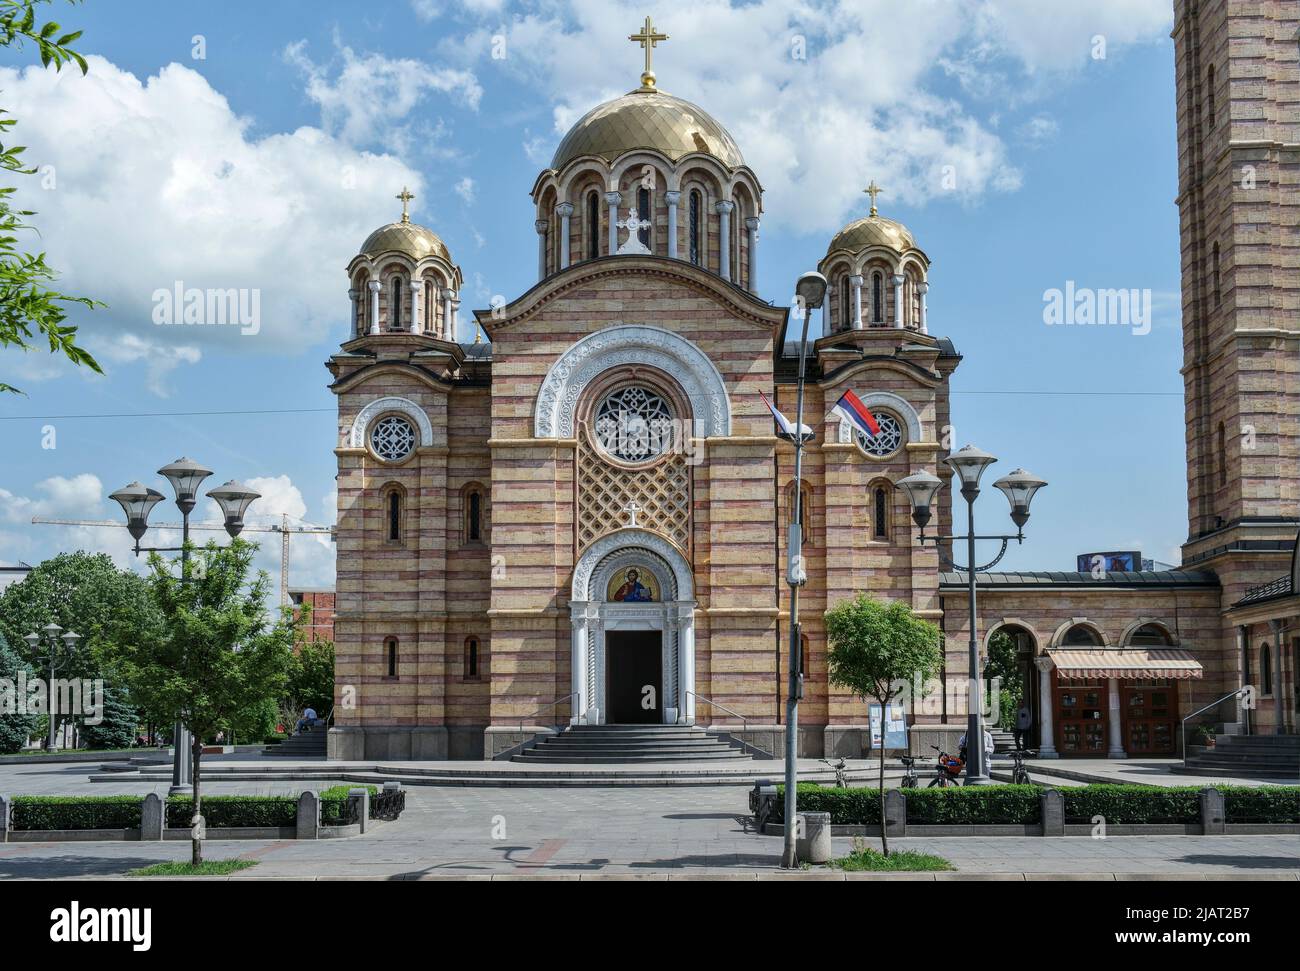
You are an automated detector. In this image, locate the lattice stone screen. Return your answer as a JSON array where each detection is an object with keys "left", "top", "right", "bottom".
[{"left": 576, "top": 429, "right": 691, "bottom": 553}]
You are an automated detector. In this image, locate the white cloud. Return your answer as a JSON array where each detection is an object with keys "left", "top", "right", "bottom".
[
  {"left": 1017, "top": 114, "right": 1060, "bottom": 146},
  {"left": 86, "top": 333, "right": 202, "bottom": 398},
  {"left": 0, "top": 56, "right": 425, "bottom": 358},
  {"left": 450, "top": 0, "right": 1171, "bottom": 233},
  {"left": 284, "top": 36, "right": 482, "bottom": 152},
  {"left": 0, "top": 474, "right": 103, "bottom": 523},
  {"left": 454, "top": 176, "right": 477, "bottom": 204}
]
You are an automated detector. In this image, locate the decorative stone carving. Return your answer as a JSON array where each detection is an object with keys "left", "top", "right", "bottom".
[
  {"left": 535, "top": 325, "right": 731, "bottom": 439},
  {"left": 836, "top": 390, "right": 922, "bottom": 445},
  {"left": 572, "top": 527, "right": 695, "bottom": 602},
  {"left": 348, "top": 396, "right": 435, "bottom": 449}
]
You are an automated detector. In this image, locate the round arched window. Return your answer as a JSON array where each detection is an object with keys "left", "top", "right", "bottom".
[
  {"left": 369, "top": 415, "right": 417, "bottom": 463},
  {"left": 593, "top": 385, "right": 675, "bottom": 463},
  {"left": 856, "top": 411, "right": 904, "bottom": 459}
]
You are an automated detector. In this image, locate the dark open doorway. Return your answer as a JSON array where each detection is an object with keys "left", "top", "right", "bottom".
[{"left": 605, "top": 630, "right": 662, "bottom": 723}]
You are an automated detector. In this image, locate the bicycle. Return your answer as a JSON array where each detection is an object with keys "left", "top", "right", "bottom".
[
  {"left": 928, "top": 745, "right": 964, "bottom": 788},
  {"left": 1008, "top": 749, "right": 1037, "bottom": 785},
  {"left": 899, "top": 755, "right": 919, "bottom": 788},
  {"left": 819, "top": 757, "right": 849, "bottom": 788}
]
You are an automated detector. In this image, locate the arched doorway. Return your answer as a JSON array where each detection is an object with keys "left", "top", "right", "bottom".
[{"left": 570, "top": 528, "right": 696, "bottom": 725}]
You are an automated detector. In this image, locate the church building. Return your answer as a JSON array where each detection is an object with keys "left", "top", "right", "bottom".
[{"left": 327, "top": 5, "right": 1298, "bottom": 763}]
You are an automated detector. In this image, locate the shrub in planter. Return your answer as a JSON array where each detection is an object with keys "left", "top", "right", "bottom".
[
  {"left": 773, "top": 784, "right": 882, "bottom": 825},
  {"left": 11, "top": 796, "right": 144, "bottom": 830},
  {"left": 904, "top": 785, "right": 1042, "bottom": 825},
  {"left": 1062, "top": 785, "right": 1201, "bottom": 824},
  {"left": 1220, "top": 786, "right": 1300, "bottom": 824},
  {"left": 166, "top": 795, "right": 297, "bottom": 829},
  {"left": 320, "top": 784, "right": 379, "bottom": 824}
]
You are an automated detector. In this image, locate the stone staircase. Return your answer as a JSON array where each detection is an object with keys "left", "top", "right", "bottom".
[
  {"left": 990, "top": 729, "right": 1017, "bottom": 753},
  {"left": 263, "top": 730, "right": 328, "bottom": 758},
  {"left": 1178, "top": 733, "right": 1300, "bottom": 779},
  {"left": 511, "top": 724, "right": 754, "bottom": 764}
]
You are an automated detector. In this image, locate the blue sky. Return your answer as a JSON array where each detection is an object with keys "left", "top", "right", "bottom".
[{"left": 0, "top": 0, "right": 1186, "bottom": 588}]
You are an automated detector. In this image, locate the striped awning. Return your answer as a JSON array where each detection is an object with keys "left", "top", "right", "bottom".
[{"left": 1047, "top": 649, "right": 1204, "bottom": 680}]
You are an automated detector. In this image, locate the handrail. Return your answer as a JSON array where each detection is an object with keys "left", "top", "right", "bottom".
[
  {"left": 518, "top": 692, "right": 578, "bottom": 732},
  {"left": 686, "top": 690, "right": 747, "bottom": 729},
  {"left": 1181, "top": 687, "right": 1248, "bottom": 767}
]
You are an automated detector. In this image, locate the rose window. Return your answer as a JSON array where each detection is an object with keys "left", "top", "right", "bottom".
[
  {"left": 593, "top": 386, "right": 675, "bottom": 462},
  {"left": 369, "top": 415, "right": 417, "bottom": 462},
  {"left": 856, "top": 411, "right": 903, "bottom": 458}
]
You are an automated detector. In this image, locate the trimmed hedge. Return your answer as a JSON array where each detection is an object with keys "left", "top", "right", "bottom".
[
  {"left": 773, "top": 784, "right": 1300, "bottom": 826},
  {"left": 1222, "top": 786, "right": 1300, "bottom": 824},
  {"left": 11, "top": 796, "right": 144, "bottom": 830},
  {"left": 166, "top": 796, "right": 296, "bottom": 829},
  {"left": 1061, "top": 785, "right": 1201, "bottom": 824},
  {"left": 319, "top": 784, "right": 379, "bottom": 825}
]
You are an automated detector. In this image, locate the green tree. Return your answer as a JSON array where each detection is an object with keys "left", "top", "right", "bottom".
[
  {"left": 119, "top": 539, "right": 293, "bottom": 864},
  {"left": 80, "top": 684, "right": 136, "bottom": 749},
  {"left": 287, "top": 638, "right": 334, "bottom": 718},
  {"left": 0, "top": 631, "right": 39, "bottom": 752},
  {"left": 985, "top": 630, "right": 1023, "bottom": 728},
  {"left": 1, "top": 0, "right": 102, "bottom": 394},
  {"left": 825, "top": 594, "right": 943, "bottom": 856}
]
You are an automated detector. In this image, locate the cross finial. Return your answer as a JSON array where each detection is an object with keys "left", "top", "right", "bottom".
[
  {"left": 629, "top": 15, "right": 668, "bottom": 90},
  {"left": 396, "top": 186, "right": 415, "bottom": 223},
  {"left": 864, "top": 180, "right": 882, "bottom": 218},
  {"left": 623, "top": 501, "right": 642, "bottom": 527}
]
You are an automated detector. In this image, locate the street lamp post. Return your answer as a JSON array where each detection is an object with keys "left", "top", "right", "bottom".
[
  {"left": 898, "top": 449, "right": 1046, "bottom": 785},
  {"left": 23, "top": 623, "right": 81, "bottom": 751},
  {"left": 110, "top": 458, "right": 260, "bottom": 794},
  {"left": 782, "top": 270, "right": 827, "bottom": 869}
]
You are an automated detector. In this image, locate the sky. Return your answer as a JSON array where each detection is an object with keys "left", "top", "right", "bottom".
[{"left": 0, "top": 0, "right": 1188, "bottom": 592}]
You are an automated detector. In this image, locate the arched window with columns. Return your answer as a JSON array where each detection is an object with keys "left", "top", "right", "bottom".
[
  {"left": 389, "top": 275, "right": 403, "bottom": 331},
  {"left": 689, "top": 189, "right": 702, "bottom": 266},
  {"left": 637, "top": 186, "right": 652, "bottom": 248},
  {"left": 586, "top": 190, "right": 600, "bottom": 260},
  {"left": 423, "top": 279, "right": 434, "bottom": 332},
  {"left": 840, "top": 276, "right": 852, "bottom": 331},
  {"left": 872, "top": 271, "right": 883, "bottom": 324}
]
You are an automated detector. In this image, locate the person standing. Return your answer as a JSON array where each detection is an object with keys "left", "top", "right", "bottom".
[{"left": 1014, "top": 703, "right": 1032, "bottom": 751}]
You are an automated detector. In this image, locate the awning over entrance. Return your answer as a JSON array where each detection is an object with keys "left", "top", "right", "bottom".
[{"left": 1047, "top": 648, "right": 1204, "bottom": 680}]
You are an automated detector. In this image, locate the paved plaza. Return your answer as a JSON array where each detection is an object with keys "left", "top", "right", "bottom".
[{"left": 0, "top": 761, "right": 1296, "bottom": 880}]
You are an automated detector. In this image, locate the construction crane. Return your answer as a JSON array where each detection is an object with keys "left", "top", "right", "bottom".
[{"left": 30, "top": 514, "right": 335, "bottom": 606}]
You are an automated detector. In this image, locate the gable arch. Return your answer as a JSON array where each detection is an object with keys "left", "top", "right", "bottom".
[
  {"left": 1120, "top": 618, "right": 1180, "bottom": 647},
  {"left": 535, "top": 324, "right": 731, "bottom": 439},
  {"left": 836, "top": 390, "right": 923, "bottom": 444},
  {"left": 1050, "top": 618, "right": 1109, "bottom": 648},
  {"left": 348, "top": 396, "right": 435, "bottom": 449},
  {"left": 572, "top": 527, "right": 694, "bottom": 603}
]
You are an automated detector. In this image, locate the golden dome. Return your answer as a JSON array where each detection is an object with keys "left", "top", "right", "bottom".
[
  {"left": 551, "top": 89, "right": 745, "bottom": 171},
  {"left": 360, "top": 219, "right": 452, "bottom": 262},
  {"left": 826, "top": 215, "right": 918, "bottom": 256}
]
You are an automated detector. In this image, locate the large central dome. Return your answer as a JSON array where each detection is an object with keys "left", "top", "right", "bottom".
[{"left": 550, "top": 88, "right": 745, "bottom": 171}]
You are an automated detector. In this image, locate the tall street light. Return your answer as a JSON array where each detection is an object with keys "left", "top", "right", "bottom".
[
  {"left": 23, "top": 623, "right": 81, "bottom": 751},
  {"left": 110, "top": 458, "right": 260, "bottom": 794},
  {"left": 898, "top": 449, "right": 1047, "bottom": 784},
  {"left": 782, "top": 270, "right": 827, "bottom": 869}
]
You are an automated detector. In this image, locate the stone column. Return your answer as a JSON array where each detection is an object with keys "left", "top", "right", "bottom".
[
  {"left": 556, "top": 202, "right": 574, "bottom": 269},
  {"left": 441, "top": 288, "right": 457, "bottom": 340},
  {"left": 348, "top": 288, "right": 359, "bottom": 337},
  {"left": 849, "top": 274, "right": 864, "bottom": 329},
  {"left": 605, "top": 191, "right": 622, "bottom": 254},
  {"left": 535, "top": 218, "right": 548, "bottom": 280},
  {"left": 1269, "top": 619, "right": 1286, "bottom": 734},
  {"left": 745, "top": 216, "right": 760, "bottom": 291},
  {"left": 715, "top": 200, "right": 734, "bottom": 281},
  {"left": 571, "top": 605, "right": 590, "bottom": 724},
  {"left": 409, "top": 279, "right": 422, "bottom": 335},
  {"left": 1035, "top": 656, "right": 1058, "bottom": 758},
  {"left": 1236, "top": 626, "right": 1250, "bottom": 734},
  {"left": 665, "top": 191, "right": 681, "bottom": 259},
  {"left": 367, "top": 280, "right": 381, "bottom": 336},
  {"left": 1106, "top": 677, "right": 1127, "bottom": 758},
  {"left": 892, "top": 273, "right": 905, "bottom": 329},
  {"left": 679, "top": 604, "right": 696, "bottom": 724},
  {"left": 917, "top": 281, "right": 929, "bottom": 334}
]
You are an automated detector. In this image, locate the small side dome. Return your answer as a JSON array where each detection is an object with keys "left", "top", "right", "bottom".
[
  {"left": 359, "top": 187, "right": 453, "bottom": 262},
  {"left": 826, "top": 215, "right": 917, "bottom": 257}
]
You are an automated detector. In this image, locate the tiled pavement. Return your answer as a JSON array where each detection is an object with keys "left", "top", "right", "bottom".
[{"left": 0, "top": 766, "right": 1297, "bottom": 880}]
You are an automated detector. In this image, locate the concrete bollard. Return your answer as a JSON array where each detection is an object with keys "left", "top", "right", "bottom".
[
  {"left": 348, "top": 787, "right": 371, "bottom": 834},
  {"left": 1199, "top": 787, "right": 1225, "bottom": 835},
  {"left": 884, "top": 789, "right": 907, "bottom": 838},
  {"left": 141, "top": 792, "right": 164, "bottom": 840},
  {"left": 296, "top": 790, "right": 320, "bottom": 840},
  {"left": 1040, "top": 788, "right": 1064, "bottom": 837},
  {"left": 0, "top": 795, "right": 9, "bottom": 844},
  {"left": 797, "top": 811, "right": 832, "bottom": 864}
]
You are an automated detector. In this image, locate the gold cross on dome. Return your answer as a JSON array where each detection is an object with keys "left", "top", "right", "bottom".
[
  {"left": 629, "top": 16, "right": 668, "bottom": 89},
  {"left": 396, "top": 186, "right": 415, "bottom": 223},
  {"left": 864, "top": 180, "right": 882, "bottom": 218}
]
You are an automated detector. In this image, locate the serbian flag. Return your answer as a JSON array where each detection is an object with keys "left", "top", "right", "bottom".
[
  {"left": 832, "top": 390, "right": 882, "bottom": 439},
  {"left": 760, "top": 390, "right": 813, "bottom": 443}
]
